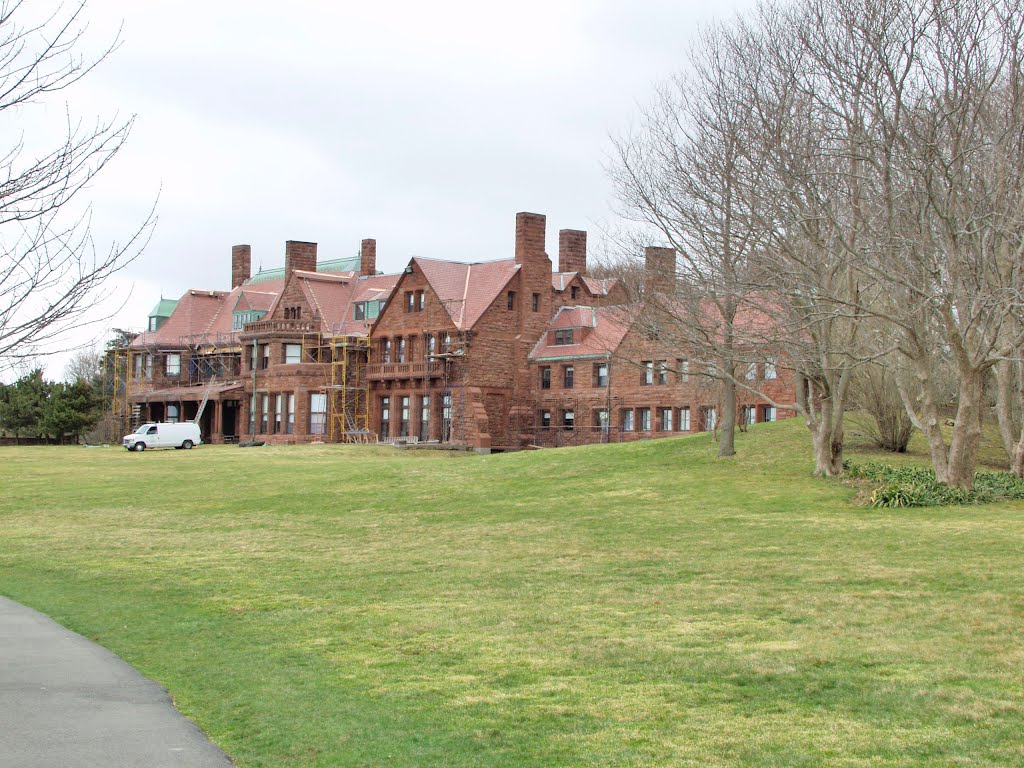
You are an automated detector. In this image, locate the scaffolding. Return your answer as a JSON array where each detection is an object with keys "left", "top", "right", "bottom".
[
  {"left": 102, "top": 347, "right": 134, "bottom": 443},
  {"left": 436, "top": 331, "right": 469, "bottom": 445},
  {"left": 332, "top": 335, "right": 372, "bottom": 442}
]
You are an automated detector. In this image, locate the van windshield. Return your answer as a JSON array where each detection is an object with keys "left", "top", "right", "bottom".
[{"left": 134, "top": 424, "right": 152, "bottom": 434}]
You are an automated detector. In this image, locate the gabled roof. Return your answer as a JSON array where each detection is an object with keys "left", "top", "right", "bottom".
[
  {"left": 334, "top": 273, "right": 401, "bottom": 336},
  {"left": 130, "top": 290, "right": 230, "bottom": 349},
  {"left": 552, "top": 272, "right": 619, "bottom": 297},
  {"left": 529, "top": 305, "right": 635, "bottom": 362},
  {"left": 413, "top": 257, "right": 519, "bottom": 330}
]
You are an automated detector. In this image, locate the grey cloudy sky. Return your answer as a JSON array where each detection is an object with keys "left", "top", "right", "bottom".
[{"left": 28, "top": 0, "right": 753, "bottom": 376}]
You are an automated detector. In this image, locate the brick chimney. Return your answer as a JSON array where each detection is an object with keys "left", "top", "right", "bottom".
[
  {"left": 231, "top": 244, "right": 251, "bottom": 289},
  {"left": 558, "top": 229, "right": 587, "bottom": 274},
  {"left": 284, "top": 240, "right": 317, "bottom": 279},
  {"left": 360, "top": 238, "right": 377, "bottom": 276},
  {"left": 515, "top": 212, "right": 547, "bottom": 267},
  {"left": 644, "top": 246, "right": 677, "bottom": 295}
]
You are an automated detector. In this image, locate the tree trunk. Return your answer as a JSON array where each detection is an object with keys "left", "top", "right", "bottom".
[
  {"left": 994, "top": 359, "right": 1024, "bottom": 477},
  {"left": 718, "top": 375, "right": 737, "bottom": 457},
  {"left": 943, "top": 369, "right": 986, "bottom": 489}
]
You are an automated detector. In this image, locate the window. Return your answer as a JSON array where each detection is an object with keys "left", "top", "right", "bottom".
[
  {"left": 274, "top": 394, "right": 283, "bottom": 433},
  {"left": 380, "top": 396, "right": 390, "bottom": 439},
  {"left": 441, "top": 333, "right": 451, "bottom": 353},
  {"left": 416, "top": 290, "right": 425, "bottom": 311},
  {"left": 678, "top": 358, "right": 689, "bottom": 382},
  {"left": 148, "top": 317, "right": 158, "bottom": 332},
  {"left": 286, "top": 394, "right": 295, "bottom": 434},
  {"left": 310, "top": 393, "right": 327, "bottom": 435},
  {"left": 426, "top": 334, "right": 436, "bottom": 359},
  {"left": 621, "top": 409, "right": 635, "bottom": 432},
  {"left": 742, "top": 405, "right": 755, "bottom": 425},
  {"left": 532, "top": 293, "right": 540, "bottom": 312},
  {"left": 260, "top": 394, "right": 269, "bottom": 434},
  {"left": 761, "top": 405, "right": 777, "bottom": 423},
  {"left": 382, "top": 338, "right": 392, "bottom": 363},
  {"left": 285, "top": 344, "right": 302, "bottom": 364},
  {"left": 703, "top": 407, "right": 717, "bottom": 431},
  {"left": 594, "top": 362, "right": 608, "bottom": 387},
  {"left": 405, "top": 292, "right": 415, "bottom": 313},
  {"left": 419, "top": 395, "right": 431, "bottom": 441},
  {"left": 746, "top": 362, "right": 758, "bottom": 381},
  {"left": 165, "top": 353, "right": 181, "bottom": 376},
  {"left": 144, "top": 354, "right": 152, "bottom": 378},
  {"left": 765, "top": 358, "right": 778, "bottom": 380},
  {"left": 167, "top": 404, "right": 179, "bottom": 424},
  {"left": 365, "top": 300, "right": 380, "bottom": 320},
  {"left": 639, "top": 407, "right": 651, "bottom": 432},
  {"left": 642, "top": 361, "right": 654, "bottom": 385},
  {"left": 660, "top": 407, "right": 673, "bottom": 432},
  {"left": 354, "top": 302, "right": 366, "bottom": 321},
  {"left": 595, "top": 409, "right": 610, "bottom": 434},
  {"left": 563, "top": 365, "right": 574, "bottom": 389},
  {"left": 563, "top": 409, "right": 575, "bottom": 431},
  {"left": 397, "top": 338, "right": 407, "bottom": 363},
  {"left": 261, "top": 344, "right": 270, "bottom": 369},
  {"left": 507, "top": 291, "right": 516, "bottom": 310},
  {"left": 657, "top": 360, "right": 669, "bottom": 385},
  {"left": 399, "top": 396, "right": 410, "bottom": 437},
  {"left": 540, "top": 410, "right": 551, "bottom": 430},
  {"left": 283, "top": 306, "right": 301, "bottom": 320},
  {"left": 570, "top": 285, "right": 579, "bottom": 300},
  {"left": 553, "top": 329, "right": 573, "bottom": 345},
  {"left": 679, "top": 407, "right": 691, "bottom": 431},
  {"left": 540, "top": 367, "right": 551, "bottom": 390},
  {"left": 134, "top": 354, "right": 143, "bottom": 377},
  {"left": 442, "top": 393, "right": 452, "bottom": 441}
]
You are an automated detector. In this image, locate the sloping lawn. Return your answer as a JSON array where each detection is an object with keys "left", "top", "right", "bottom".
[{"left": 1, "top": 421, "right": 1022, "bottom": 767}]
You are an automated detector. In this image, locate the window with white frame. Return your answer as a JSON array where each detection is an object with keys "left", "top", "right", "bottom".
[
  {"left": 419, "top": 395, "right": 431, "bottom": 441},
  {"left": 622, "top": 409, "right": 634, "bottom": 432},
  {"left": 762, "top": 405, "right": 777, "bottom": 423},
  {"left": 399, "top": 396, "right": 410, "bottom": 437},
  {"left": 703, "top": 406, "right": 717, "bottom": 431},
  {"left": 261, "top": 394, "right": 270, "bottom": 434},
  {"left": 642, "top": 361, "right": 654, "bottom": 385},
  {"left": 657, "top": 360, "right": 669, "bottom": 385},
  {"left": 380, "top": 396, "right": 391, "bottom": 438},
  {"left": 745, "top": 362, "right": 758, "bottom": 381},
  {"left": 310, "top": 393, "right": 327, "bottom": 435},
  {"left": 274, "top": 394, "right": 283, "bottom": 433},
  {"left": 165, "top": 353, "right": 181, "bottom": 376},
  {"left": 167, "top": 404, "right": 179, "bottom": 423},
  {"left": 765, "top": 358, "right": 778, "bottom": 380},
  {"left": 660, "top": 407, "right": 673, "bottom": 431},
  {"left": 562, "top": 409, "right": 575, "bottom": 430},
  {"left": 285, "top": 344, "right": 302, "bottom": 364},
  {"left": 678, "top": 406, "right": 691, "bottom": 431},
  {"left": 678, "top": 358, "right": 689, "bottom": 382},
  {"left": 286, "top": 394, "right": 295, "bottom": 434},
  {"left": 596, "top": 409, "right": 610, "bottom": 433},
  {"left": 639, "top": 407, "right": 651, "bottom": 432}
]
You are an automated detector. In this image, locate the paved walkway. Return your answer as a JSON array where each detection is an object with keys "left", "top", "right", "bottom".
[{"left": 0, "top": 596, "right": 233, "bottom": 767}]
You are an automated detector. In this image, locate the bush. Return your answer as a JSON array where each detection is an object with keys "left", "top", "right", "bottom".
[{"left": 843, "top": 461, "right": 1024, "bottom": 508}]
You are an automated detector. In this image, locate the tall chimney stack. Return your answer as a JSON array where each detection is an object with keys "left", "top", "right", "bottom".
[
  {"left": 558, "top": 229, "right": 587, "bottom": 274},
  {"left": 284, "top": 240, "right": 317, "bottom": 280},
  {"left": 644, "top": 246, "right": 677, "bottom": 295},
  {"left": 514, "top": 212, "right": 547, "bottom": 267},
  {"left": 360, "top": 239, "right": 377, "bottom": 276},
  {"left": 231, "top": 244, "right": 251, "bottom": 289}
]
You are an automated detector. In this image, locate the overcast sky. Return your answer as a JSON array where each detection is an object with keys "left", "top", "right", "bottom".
[{"left": 22, "top": 0, "right": 755, "bottom": 378}]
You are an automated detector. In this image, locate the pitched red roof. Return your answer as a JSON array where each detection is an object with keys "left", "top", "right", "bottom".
[
  {"left": 130, "top": 290, "right": 230, "bottom": 349},
  {"left": 529, "top": 305, "right": 634, "bottom": 361},
  {"left": 414, "top": 257, "right": 519, "bottom": 330}
]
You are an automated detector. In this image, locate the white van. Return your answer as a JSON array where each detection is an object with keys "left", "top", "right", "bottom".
[{"left": 123, "top": 422, "right": 202, "bottom": 452}]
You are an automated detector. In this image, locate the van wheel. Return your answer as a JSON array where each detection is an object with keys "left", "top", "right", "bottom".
[
  {"left": 133, "top": 442, "right": 146, "bottom": 452},
  {"left": 182, "top": 440, "right": 194, "bottom": 450}
]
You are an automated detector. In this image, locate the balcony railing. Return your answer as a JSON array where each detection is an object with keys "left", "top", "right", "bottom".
[
  {"left": 366, "top": 361, "right": 445, "bottom": 380},
  {"left": 241, "top": 319, "right": 318, "bottom": 335}
]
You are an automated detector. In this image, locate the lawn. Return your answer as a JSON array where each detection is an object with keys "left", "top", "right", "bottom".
[{"left": 1, "top": 421, "right": 1022, "bottom": 767}]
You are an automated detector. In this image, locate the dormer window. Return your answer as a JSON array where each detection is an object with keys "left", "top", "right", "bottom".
[
  {"left": 554, "top": 329, "right": 574, "bottom": 345},
  {"left": 570, "top": 286, "right": 579, "bottom": 300},
  {"left": 148, "top": 317, "right": 158, "bottom": 332},
  {"left": 283, "top": 306, "right": 301, "bottom": 320}
]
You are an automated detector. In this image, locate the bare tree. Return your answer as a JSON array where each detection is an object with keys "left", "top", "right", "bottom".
[
  {"left": 0, "top": 0, "right": 154, "bottom": 374},
  {"left": 63, "top": 346, "right": 100, "bottom": 383}
]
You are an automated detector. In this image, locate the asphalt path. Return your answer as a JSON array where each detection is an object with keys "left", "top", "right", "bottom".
[{"left": 0, "top": 596, "right": 233, "bottom": 767}]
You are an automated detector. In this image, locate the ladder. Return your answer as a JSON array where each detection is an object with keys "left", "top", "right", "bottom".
[{"left": 193, "top": 376, "right": 217, "bottom": 424}]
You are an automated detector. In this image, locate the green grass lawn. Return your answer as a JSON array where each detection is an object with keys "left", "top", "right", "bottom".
[{"left": 2, "top": 421, "right": 1023, "bottom": 767}]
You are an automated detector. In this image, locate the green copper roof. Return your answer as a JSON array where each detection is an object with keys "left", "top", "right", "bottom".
[
  {"left": 149, "top": 298, "right": 179, "bottom": 318},
  {"left": 246, "top": 255, "right": 362, "bottom": 284}
]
